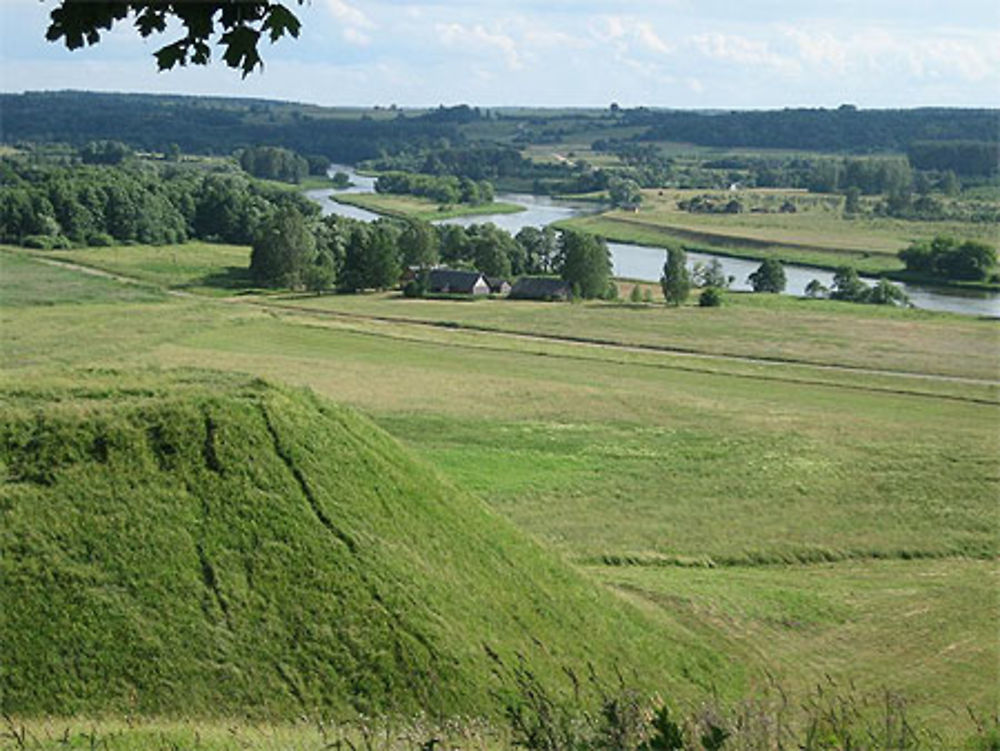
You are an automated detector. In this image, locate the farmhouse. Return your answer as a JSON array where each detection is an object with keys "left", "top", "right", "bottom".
[
  {"left": 509, "top": 276, "right": 573, "bottom": 301},
  {"left": 427, "top": 268, "right": 490, "bottom": 295}
]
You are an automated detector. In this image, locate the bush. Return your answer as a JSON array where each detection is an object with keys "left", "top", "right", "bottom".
[
  {"left": 402, "top": 279, "right": 425, "bottom": 298},
  {"left": 87, "top": 232, "right": 115, "bottom": 248},
  {"left": 22, "top": 235, "right": 53, "bottom": 249},
  {"left": 630, "top": 284, "right": 643, "bottom": 303},
  {"left": 699, "top": 286, "right": 724, "bottom": 307}
]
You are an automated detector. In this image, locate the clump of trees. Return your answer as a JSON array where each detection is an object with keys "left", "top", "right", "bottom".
[
  {"left": 375, "top": 171, "right": 495, "bottom": 205},
  {"left": 239, "top": 145, "right": 309, "bottom": 184},
  {"left": 78, "top": 140, "right": 133, "bottom": 165},
  {"left": 828, "top": 266, "right": 909, "bottom": 306},
  {"left": 243, "top": 202, "right": 614, "bottom": 299},
  {"left": 898, "top": 236, "right": 997, "bottom": 282}
]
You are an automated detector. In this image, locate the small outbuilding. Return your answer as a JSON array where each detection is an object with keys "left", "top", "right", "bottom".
[
  {"left": 486, "top": 276, "right": 511, "bottom": 296},
  {"left": 508, "top": 276, "right": 573, "bottom": 301},
  {"left": 426, "top": 268, "right": 490, "bottom": 295}
]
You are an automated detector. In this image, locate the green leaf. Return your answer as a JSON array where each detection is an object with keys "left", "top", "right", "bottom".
[
  {"left": 154, "top": 40, "right": 188, "bottom": 71},
  {"left": 220, "top": 26, "right": 263, "bottom": 77},
  {"left": 262, "top": 5, "right": 302, "bottom": 43}
]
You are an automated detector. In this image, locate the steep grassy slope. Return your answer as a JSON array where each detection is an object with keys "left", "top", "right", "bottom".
[{"left": 0, "top": 370, "right": 727, "bottom": 719}]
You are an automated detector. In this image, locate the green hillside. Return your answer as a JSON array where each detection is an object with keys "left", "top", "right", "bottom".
[{"left": 0, "top": 369, "right": 728, "bottom": 719}]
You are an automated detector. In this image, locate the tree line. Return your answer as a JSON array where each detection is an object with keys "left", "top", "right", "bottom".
[
  {"left": 0, "top": 158, "right": 317, "bottom": 248},
  {"left": 621, "top": 106, "right": 998, "bottom": 155}
]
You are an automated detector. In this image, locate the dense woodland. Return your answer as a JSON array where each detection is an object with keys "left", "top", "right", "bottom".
[{"left": 0, "top": 157, "right": 316, "bottom": 248}]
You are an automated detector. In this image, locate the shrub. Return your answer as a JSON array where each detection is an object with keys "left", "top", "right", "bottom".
[
  {"left": 699, "top": 286, "right": 724, "bottom": 307},
  {"left": 22, "top": 235, "right": 53, "bottom": 249}
]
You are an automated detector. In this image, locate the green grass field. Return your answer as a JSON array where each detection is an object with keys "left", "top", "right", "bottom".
[
  {"left": 2, "top": 249, "right": 998, "bottom": 745},
  {"left": 18, "top": 243, "right": 253, "bottom": 295},
  {"left": 332, "top": 192, "right": 526, "bottom": 221}
]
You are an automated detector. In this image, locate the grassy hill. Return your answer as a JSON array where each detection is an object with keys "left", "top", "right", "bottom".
[{"left": 0, "top": 369, "right": 728, "bottom": 719}]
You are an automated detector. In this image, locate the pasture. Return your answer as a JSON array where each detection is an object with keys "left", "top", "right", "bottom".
[{"left": 2, "top": 247, "right": 998, "bottom": 744}]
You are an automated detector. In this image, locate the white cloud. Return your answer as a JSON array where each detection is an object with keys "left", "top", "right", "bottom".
[
  {"left": 634, "top": 22, "right": 672, "bottom": 55},
  {"left": 436, "top": 22, "right": 523, "bottom": 70},
  {"left": 342, "top": 27, "right": 372, "bottom": 46},
  {"left": 689, "top": 32, "right": 800, "bottom": 74},
  {"left": 324, "top": 0, "right": 375, "bottom": 30}
]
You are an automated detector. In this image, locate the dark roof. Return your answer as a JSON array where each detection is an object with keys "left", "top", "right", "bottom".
[
  {"left": 426, "top": 268, "right": 486, "bottom": 294},
  {"left": 509, "top": 276, "right": 572, "bottom": 300},
  {"left": 485, "top": 276, "right": 511, "bottom": 292}
]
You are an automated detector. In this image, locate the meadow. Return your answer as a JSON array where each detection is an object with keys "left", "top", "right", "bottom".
[{"left": 2, "top": 246, "right": 998, "bottom": 746}]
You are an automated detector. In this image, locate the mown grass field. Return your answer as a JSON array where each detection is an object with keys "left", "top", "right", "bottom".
[
  {"left": 332, "top": 192, "right": 525, "bottom": 221},
  {"left": 560, "top": 188, "right": 997, "bottom": 278},
  {"left": 17, "top": 242, "right": 252, "bottom": 294},
  {"left": 2, "top": 248, "right": 998, "bottom": 745}
]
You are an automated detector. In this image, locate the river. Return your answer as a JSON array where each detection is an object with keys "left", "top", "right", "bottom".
[{"left": 307, "top": 167, "right": 1000, "bottom": 317}]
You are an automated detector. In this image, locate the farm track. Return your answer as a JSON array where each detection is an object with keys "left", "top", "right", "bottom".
[{"left": 18, "top": 252, "right": 1000, "bottom": 402}]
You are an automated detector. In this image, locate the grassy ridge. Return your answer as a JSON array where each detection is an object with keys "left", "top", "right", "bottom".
[{"left": 0, "top": 370, "right": 731, "bottom": 717}]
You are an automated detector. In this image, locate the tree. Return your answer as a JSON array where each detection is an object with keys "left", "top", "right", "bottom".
[
  {"left": 249, "top": 206, "right": 316, "bottom": 288},
  {"left": 44, "top": 2, "right": 305, "bottom": 76},
  {"left": 693, "top": 258, "right": 729, "bottom": 289},
  {"left": 830, "top": 266, "right": 868, "bottom": 301},
  {"left": 558, "top": 230, "right": 611, "bottom": 299},
  {"left": 804, "top": 279, "right": 828, "bottom": 298},
  {"left": 843, "top": 186, "right": 861, "bottom": 215},
  {"left": 399, "top": 220, "right": 439, "bottom": 270},
  {"left": 516, "top": 226, "right": 558, "bottom": 274},
  {"left": 629, "top": 284, "right": 643, "bottom": 303},
  {"left": 608, "top": 178, "right": 642, "bottom": 210},
  {"left": 660, "top": 245, "right": 690, "bottom": 306},
  {"left": 748, "top": 258, "right": 786, "bottom": 293},
  {"left": 865, "top": 278, "right": 909, "bottom": 306}
]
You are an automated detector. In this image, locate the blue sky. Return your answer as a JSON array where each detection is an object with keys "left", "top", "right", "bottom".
[{"left": 1, "top": 0, "right": 997, "bottom": 108}]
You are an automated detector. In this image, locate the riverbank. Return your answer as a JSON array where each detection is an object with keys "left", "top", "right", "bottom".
[
  {"left": 556, "top": 214, "right": 1000, "bottom": 292},
  {"left": 332, "top": 192, "right": 525, "bottom": 222}
]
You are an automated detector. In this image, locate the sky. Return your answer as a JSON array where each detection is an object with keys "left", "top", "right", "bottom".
[{"left": 1, "top": 0, "right": 998, "bottom": 109}]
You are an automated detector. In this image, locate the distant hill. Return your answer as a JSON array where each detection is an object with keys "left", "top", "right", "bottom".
[
  {"left": 1, "top": 91, "right": 996, "bottom": 165},
  {"left": 0, "top": 370, "right": 725, "bottom": 717}
]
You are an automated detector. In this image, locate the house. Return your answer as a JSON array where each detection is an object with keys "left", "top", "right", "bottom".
[
  {"left": 426, "top": 268, "right": 490, "bottom": 295},
  {"left": 508, "top": 276, "right": 573, "bottom": 301},
  {"left": 486, "top": 276, "right": 511, "bottom": 296}
]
